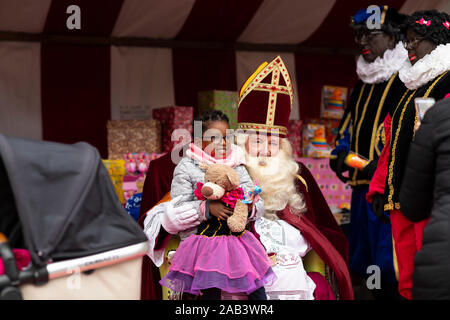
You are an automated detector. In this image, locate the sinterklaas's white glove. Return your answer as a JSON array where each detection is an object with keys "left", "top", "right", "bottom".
[{"left": 160, "top": 195, "right": 200, "bottom": 234}]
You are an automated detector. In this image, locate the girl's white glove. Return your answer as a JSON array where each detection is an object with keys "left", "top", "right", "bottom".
[{"left": 161, "top": 195, "right": 199, "bottom": 234}]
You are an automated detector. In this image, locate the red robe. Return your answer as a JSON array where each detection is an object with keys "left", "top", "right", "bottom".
[{"left": 137, "top": 148, "right": 353, "bottom": 300}]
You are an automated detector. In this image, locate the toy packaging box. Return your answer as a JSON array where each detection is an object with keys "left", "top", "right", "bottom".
[
  {"left": 198, "top": 90, "right": 239, "bottom": 130},
  {"left": 123, "top": 175, "right": 145, "bottom": 203},
  {"left": 321, "top": 85, "right": 348, "bottom": 120},
  {"left": 152, "top": 106, "right": 193, "bottom": 152},
  {"left": 302, "top": 123, "right": 331, "bottom": 158},
  {"left": 305, "top": 117, "right": 340, "bottom": 149},
  {"left": 122, "top": 152, "right": 165, "bottom": 201}
]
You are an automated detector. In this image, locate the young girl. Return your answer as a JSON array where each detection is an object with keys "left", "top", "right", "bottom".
[{"left": 160, "top": 110, "right": 275, "bottom": 300}]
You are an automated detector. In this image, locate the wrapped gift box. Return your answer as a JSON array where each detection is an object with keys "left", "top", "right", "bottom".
[
  {"left": 321, "top": 85, "right": 348, "bottom": 120},
  {"left": 153, "top": 106, "right": 193, "bottom": 153},
  {"left": 302, "top": 123, "right": 331, "bottom": 158},
  {"left": 300, "top": 157, "right": 352, "bottom": 223},
  {"left": 102, "top": 159, "right": 126, "bottom": 204},
  {"left": 107, "top": 119, "right": 161, "bottom": 159},
  {"left": 287, "top": 120, "right": 303, "bottom": 161},
  {"left": 198, "top": 90, "right": 239, "bottom": 129}
]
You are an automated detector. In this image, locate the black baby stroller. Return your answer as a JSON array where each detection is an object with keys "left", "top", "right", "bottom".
[{"left": 0, "top": 134, "right": 149, "bottom": 299}]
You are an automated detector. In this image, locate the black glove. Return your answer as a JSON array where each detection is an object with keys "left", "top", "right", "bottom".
[
  {"left": 329, "top": 151, "right": 350, "bottom": 183},
  {"left": 371, "top": 194, "right": 390, "bottom": 224},
  {"left": 361, "top": 159, "right": 378, "bottom": 180}
]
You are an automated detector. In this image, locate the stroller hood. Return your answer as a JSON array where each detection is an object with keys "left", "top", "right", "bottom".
[{"left": 0, "top": 134, "right": 147, "bottom": 267}]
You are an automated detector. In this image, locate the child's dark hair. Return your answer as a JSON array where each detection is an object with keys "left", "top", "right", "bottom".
[
  {"left": 404, "top": 10, "right": 450, "bottom": 45},
  {"left": 193, "top": 110, "right": 230, "bottom": 134}
]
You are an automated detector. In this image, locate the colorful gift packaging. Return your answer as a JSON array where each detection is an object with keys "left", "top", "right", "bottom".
[
  {"left": 286, "top": 120, "right": 303, "bottom": 161},
  {"left": 305, "top": 118, "right": 340, "bottom": 148},
  {"left": 198, "top": 90, "right": 239, "bottom": 129},
  {"left": 321, "top": 85, "right": 348, "bottom": 120},
  {"left": 107, "top": 119, "right": 162, "bottom": 160},
  {"left": 152, "top": 106, "right": 194, "bottom": 153},
  {"left": 300, "top": 157, "right": 351, "bottom": 224},
  {"left": 123, "top": 152, "right": 165, "bottom": 175},
  {"left": 123, "top": 152, "right": 165, "bottom": 202},
  {"left": 102, "top": 159, "right": 126, "bottom": 204},
  {"left": 123, "top": 175, "right": 146, "bottom": 203},
  {"left": 302, "top": 123, "right": 332, "bottom": 158}
]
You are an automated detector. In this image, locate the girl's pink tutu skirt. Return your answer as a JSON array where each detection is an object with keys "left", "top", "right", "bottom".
[{"left": 160, "top": 231, "right": 276, "bottom": 295}]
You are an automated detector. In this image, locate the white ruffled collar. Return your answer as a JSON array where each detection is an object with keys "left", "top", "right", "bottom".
[
  {"left": 356, "top": 42, "right": 409, "bottom": 84},
  {"left": 399, "top": 43, "right": 450, "bottom": 90}
]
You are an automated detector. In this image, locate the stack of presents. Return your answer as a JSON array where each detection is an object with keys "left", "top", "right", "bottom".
[{"left": 102, "top": 87, "right": 350, "bottom": 224}]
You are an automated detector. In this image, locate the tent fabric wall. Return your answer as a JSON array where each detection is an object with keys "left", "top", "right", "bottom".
[
  {"left": 238, "top": 0, "right": 336, "bottom": 44},
  {"left": 0, "top": 41, "right": 42, "bottom": 140},
  {"left": 1, "top": 0, "right": 448, "bottom": 157},
  {"left": 400, "top": 0, "right": 448, "bottom": 14},
  {"left": 110, "top": 47, "right": 175, "bottom": 121},
  {"left": 171, "top": 0, "right": 263, "bottom": 112},
  {"left": 111, "top": 0, "right": 196, "bottom": 38},
  {"left": 295, "top": 53, "right": 358, "bottom": 120},
  {"left": 40, "top": 0, "right": 123, "bottom": 158},
  {"left": 0, "top": 0, "right": 51, "bottom": 33}
]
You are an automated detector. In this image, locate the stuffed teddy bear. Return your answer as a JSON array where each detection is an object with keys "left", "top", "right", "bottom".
[{"left": 195, "top": 164, "right": 249, "bottom": 233}]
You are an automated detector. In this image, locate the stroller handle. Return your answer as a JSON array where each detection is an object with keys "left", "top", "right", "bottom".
[{"left": 46, "top": 241, "right": 149, "bottom": 280}]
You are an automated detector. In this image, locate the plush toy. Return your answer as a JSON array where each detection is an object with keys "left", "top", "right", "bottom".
[
  {"left": 138, "top": 152, "right": 148, "bottom": 174},
  {"left": 194, "top": 164, "right": 249, "bottom": 233}
]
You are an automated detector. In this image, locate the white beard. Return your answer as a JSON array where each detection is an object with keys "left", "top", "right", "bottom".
[{"left": 244, "top": 139, "right": 306, "bottom": 220}]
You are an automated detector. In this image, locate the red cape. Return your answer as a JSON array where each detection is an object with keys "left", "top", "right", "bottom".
[{"left": 137, "top": 149, "right": 353, "bottom": 300}]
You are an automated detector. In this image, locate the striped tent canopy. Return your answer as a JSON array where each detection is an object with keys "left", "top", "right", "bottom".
[{"left": 1, "top": 0, "right": 449, "bottom": 157}]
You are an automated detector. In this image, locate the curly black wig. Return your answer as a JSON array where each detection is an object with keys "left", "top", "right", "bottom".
[{"left": 404, "top": 10, "right": 450, "bottom": 45}]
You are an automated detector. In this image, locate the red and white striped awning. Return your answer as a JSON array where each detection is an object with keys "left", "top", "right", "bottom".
[{"left": 0, "top": 0, "right": 448, "bottom": 157}]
